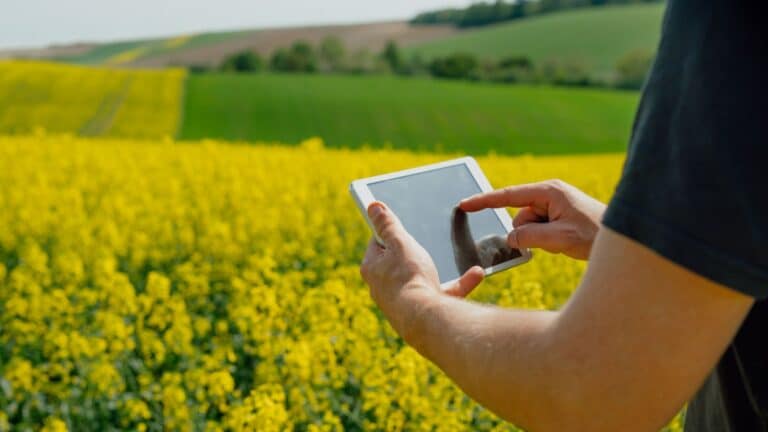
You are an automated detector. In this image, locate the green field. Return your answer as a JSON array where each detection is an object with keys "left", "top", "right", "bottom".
[
  {"left": 180, "top": 73, "right": 639, "bottom": 155},
  {"left": 408, "top": 3, "right": 665, "bottom": 78}
]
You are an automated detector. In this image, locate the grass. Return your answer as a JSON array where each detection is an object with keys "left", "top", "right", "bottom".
[
  {"left": 180, "top": 73, "right": 639, "bottom": 155},
  {"left": 406, "top": 3, "right": 665, "bottom": 78}
]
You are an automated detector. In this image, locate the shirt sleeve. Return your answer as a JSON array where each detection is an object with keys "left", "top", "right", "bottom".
[{"left": 602, "top": 0, "right": 768, "bottom": 298}]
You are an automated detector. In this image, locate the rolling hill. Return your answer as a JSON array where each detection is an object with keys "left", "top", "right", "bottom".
[
  {"left": 2, "top": 22, "right": 457, "bottom": 69},
  {"left": 180, "top": 73, "right": 639, "bottom": 155},
  {"left": 406, "top": 3, "right": 665, "bottom": 78},
  {"left": 2, "top": 3, "right": 663, "bottom": 75}
]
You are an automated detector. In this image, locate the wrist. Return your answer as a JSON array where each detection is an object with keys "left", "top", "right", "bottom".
[{"left": 394, "top": 282, "right": 441, "bottom": 351}]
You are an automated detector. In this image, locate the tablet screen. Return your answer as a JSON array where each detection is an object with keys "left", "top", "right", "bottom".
[{"left": 368, "top": 164, "right": 521, "bottom": 284}]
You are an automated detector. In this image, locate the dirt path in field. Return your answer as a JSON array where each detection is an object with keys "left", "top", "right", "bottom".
[
  {"left": 130, "top": 21, "right": 458, "bottom": 68},
  {"left": 79, "top": 77, "right": 132, "bottom": 136}
]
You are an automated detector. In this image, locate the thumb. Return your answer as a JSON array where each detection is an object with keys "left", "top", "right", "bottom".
[
  {"left": 443, "top": 266, "right": 484, "bottom": 298},
  {"left": 367, "top": 202, "right": 407, "bottom": 248},
  {"left": 507, "top": 221, "right": 563, "bottom": 252}
]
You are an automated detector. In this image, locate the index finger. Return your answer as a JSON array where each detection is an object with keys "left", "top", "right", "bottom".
[{"left": 459, "top": 183, "right": 553, "bottom": 212}]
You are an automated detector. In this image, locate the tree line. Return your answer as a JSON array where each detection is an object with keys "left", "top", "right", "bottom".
[
  {"left": 208, "top": 37, "right": 654, "bottom": 90},
  {"left": 411, "top": 0, "right": 662, "bottom": 28}
]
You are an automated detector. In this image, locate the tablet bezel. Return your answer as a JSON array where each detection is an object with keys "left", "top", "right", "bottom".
[{"left": 349, "top": 156, "right": 532, "bottom": 288}]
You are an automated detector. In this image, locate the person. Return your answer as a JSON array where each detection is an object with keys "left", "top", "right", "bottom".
[{"left": 359, "top": 0, "right": 767, "bottom": 430}]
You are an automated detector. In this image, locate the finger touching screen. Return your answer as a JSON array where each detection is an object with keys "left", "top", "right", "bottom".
[{"left": 367, "top": 164, "right": 521, "bottom": 283}]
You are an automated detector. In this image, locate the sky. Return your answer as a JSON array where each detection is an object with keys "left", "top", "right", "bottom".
[{"left": 0, "top": 0, "right": 475, "bottom": 49}]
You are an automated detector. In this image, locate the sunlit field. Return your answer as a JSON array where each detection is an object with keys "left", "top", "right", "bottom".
[
  {"left": 0, "top": 59, "right": 685, "bottom": 431},
  {"left": 0, "top": 61, "right": 184, "bottom": 139},
  {"left": 0, "top": 133, "right": 676, "bottom": 431},
  {"left": 181, "top": 73, "right": 637, "bottom": 155}
]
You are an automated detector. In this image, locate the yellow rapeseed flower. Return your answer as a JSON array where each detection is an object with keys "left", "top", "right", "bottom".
[{"left": 0, "top": 133, "right": 685, "bottom": 431}]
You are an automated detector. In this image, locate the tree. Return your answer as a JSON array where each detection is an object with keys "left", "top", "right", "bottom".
[
  {"left": 404, "top": 53, "right": 428, "bottom": 76},
  {"left": 319, "top": 36, "right": 346, "bottom": 72},
  {"left": 410, "top": 8, "right": 465, "bottom": 25},
  {"left": 270, "top": 41, "right": 317, "bottom": 73},
  {"left": 498, "top": 56, "right": 533, "bottom": 69},
  {"left": 486, "top": 56, "right": 535, "bottom": 83},
  {"left": 429, "top": 53, "right": 479, "bottom": 80},
  {"left": 539, "top": 0, "right": 562, "bottom": 13},
  {"left": 220, "top": 50, "right": 263, "bottom": 73},
  {"left": 538, "top": 57, "right": 592, "bottom": 86},
  {"left": 492, "top": 0, "right": 512, "bottom": 20},
  {"left": 381, "top": 41, "right": 402, "bottom": 73},
  {"left": 511, "top": 0, "right": 529, "bottom": 19},
  {"left": 346, "top": 48, "right": 375, "bottom": 74},
  {"left": 459, "top": 2, "right": 500, "bottom": 27},
  {"left": 615, "top": 48, "right": 655, "bottom": 89}
]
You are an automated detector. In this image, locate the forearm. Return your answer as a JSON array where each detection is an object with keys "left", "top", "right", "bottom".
[{"left": 401, "top": 290, "right": 563, "bottom": 430}]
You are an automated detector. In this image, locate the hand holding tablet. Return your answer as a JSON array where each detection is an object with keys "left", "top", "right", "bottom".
[{"left": 350, "top": 157, "right": 532, "bottom": 288}]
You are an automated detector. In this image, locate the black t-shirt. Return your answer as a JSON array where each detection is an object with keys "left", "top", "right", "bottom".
[{"left": 602, "top": 0, "right": 768, "bottom": 430}]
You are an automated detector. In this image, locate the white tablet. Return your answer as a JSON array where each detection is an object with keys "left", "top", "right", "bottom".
[{"left": 350, "top": 157, "right": 532, "bottom": 287}]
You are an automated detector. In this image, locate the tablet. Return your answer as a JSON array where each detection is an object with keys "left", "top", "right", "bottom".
[{"left": 350, "top": 157, "right": 532, "bottom": 287}]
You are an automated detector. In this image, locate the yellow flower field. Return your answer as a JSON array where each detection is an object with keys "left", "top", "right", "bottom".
[
  {"left": 0, "top": 134, "right": 682, "bottom": 431},
  {"left": 0, "top": 61, "right": 184, "bottom": 139}
]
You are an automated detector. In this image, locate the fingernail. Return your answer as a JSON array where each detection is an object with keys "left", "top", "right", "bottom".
[{"left": 369, "top": 202, "right": 384, "bottom": 217}]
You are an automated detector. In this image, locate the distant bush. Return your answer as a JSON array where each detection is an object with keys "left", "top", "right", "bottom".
[
  {"left": 380, "top": 40, "right": 403, "bottom": 73},
  {"left": 410, "top": 8, "right": 465, "bottom": 25},
  {"left": 187, "top": 64, "right": 213, "bottom": 74},
  {"left": 537, "top": 58, "right": 594, "bottom": 86},
  {"left": 271, "top": 41, "right": 317, "bottom": 73},
  {"left": 484, "top": 56, "right": 535, "bottom": 83},
  {"left": 398, "top": 53, "right": 430, "bottom": 76},
  {"left": 258, "top": 35, "right": 648, "bottom": 91},
  {"left": 499, "top": 56, "right": 534, "bottom": 70},
  {"left": 614, "top": 48, "right": 655, "bottom": 89},
  {"left": 429, "top": 53, "right": 479, "bottom": 80},
  {"left": 220, "top": 51, "right": 263, "bottom": 73},
  {"left": 342, "top": 48, "right": 373, "bottom": 74},
  {"left": 461, "top": 1, "right": 531, "bottom": 27},
  {"left": 319, "top": 36, "right": 346, "bottom": 72}
]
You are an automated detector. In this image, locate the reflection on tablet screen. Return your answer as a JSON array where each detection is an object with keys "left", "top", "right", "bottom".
[{"left": 368, "top": 164, "right": 521, "bottom": 283}]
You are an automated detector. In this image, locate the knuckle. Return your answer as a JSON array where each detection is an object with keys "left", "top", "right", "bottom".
[
  {"left": 377, "top": 216, "right": 396, "bottom": 232},
  {"left": 545, "top": 178, "right": 565, "bottom": 190},
  {"left": 544, "top": 179, "right": 567, "bottom": 197},
  {"left": 380, "top": 225, "right": 400, "bottom": 241}
]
